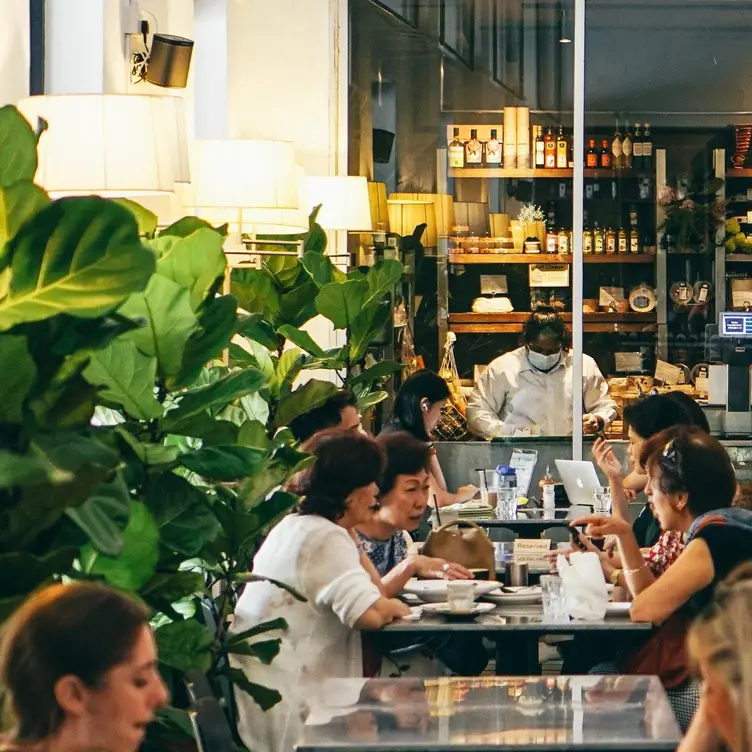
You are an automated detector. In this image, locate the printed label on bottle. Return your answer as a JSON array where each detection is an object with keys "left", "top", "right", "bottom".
[
  {"left": 485, "top": 142, "right": 502, "bottom": 164},
  {"left": 449, "top": 146, "right": 464, "bottom": 168},
  {"left": 618, "top": 236, "right": 627, "bottom": 253},
  {"left": 630, "top": 235, "right": 640, "bottom": 253},
  {"left": 595, "top": 234, "right": 605, "bottom": 253},
  {"left": 622, "top": 139, "right": 633, "bottom": 157},
  {"left": 466, "top": 143, "right": 483, "bottom": 164},
  {"left": 643, "top": 142, "right": 653, "bottom": 157},
  {"left": 586, "top": 154, "right": 598, "bottom": 168},
  {"left": 612, "top": 140, "right": 622, "bottom": 158},
  {"left": 583, "top": 234, "right": 593, "bottom": 254},
  {"left": 559, "top": 235, "right": 570, "bottom": 253},
  {"left": 535, "top": 144, "right": 545, "bottom": 167},
  {"left": 601, "top": 154, "right": 612, "bottom": 168},
  {"left": 606, "top": 235, "right": 617, "bottom": 254},
  {"left": 634, "top": 142, "right": 644, "bottom": 157}
]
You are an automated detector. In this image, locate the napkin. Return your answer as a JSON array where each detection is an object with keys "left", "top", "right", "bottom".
[{"left": 557, "top": 552, "right": 609, "bottom": 621}]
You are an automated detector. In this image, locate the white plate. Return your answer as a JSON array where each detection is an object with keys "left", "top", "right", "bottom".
[
  {"left": 421, "top": 602, "right": 496, "bottom": 617},
  {"left": 483, "top": 586, "right": 542, "bottom": 605},
  {"left": 605, "top": 602, "right": 632, "bottom": 615},
  {"left": 401, "top": 579, "right": 500, "bottom": 604}
]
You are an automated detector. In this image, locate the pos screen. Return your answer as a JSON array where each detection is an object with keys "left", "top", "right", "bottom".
[{"left": 720, "top": 312, "right": 752, "bottom": 338}]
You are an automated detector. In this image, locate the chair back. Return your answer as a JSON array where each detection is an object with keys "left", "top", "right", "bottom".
[
  {"left": 487, "top": 527, "right": 519, "bottom": 543},
  {"left": 541, "top": 526, "right": 571, "bottom": 545}
]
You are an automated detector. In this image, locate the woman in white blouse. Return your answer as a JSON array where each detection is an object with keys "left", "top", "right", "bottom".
[{"left": 230, "top": 430, "right": 409, "bottom": 752}]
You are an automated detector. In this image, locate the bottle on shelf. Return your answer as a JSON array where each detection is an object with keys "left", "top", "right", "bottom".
[
  {"left": 617, "top": 226, "right": 628, "bottom": 254},
  {"left": 633, "top": 123, "right": 643, "bottom": 170},
  {"left": 586, "top": 139, "right": 598, "bottom": 168},
  {"left": 605, "top": 226, "right": 617, "bottom": 255},
  {"left": 622, "top": 124, "right": 633, "bottom": 169},
  {"left": 612, "top": 120, "right": 623, "bottom": 170},
  {"left": 583, "top": 211, "right": 594, "bottom": 255},
  {"left": 568, "top": 134, "right": 575, "bottom": 169},
  {"left": 629, "top": 227, "right": 641, "bottom": 254},
  {"left": 642, "top": 123, "right": 653, "bottom": 169},
  {"left": 546, "top": 227, "right": 559, "bottom": 254},
  {"left": 600, "top": 139, "right": 612, "bottom": 169},
  {"left": 465, "top": 129, "right": 483, "bottom": 167},
  {"left": 629, "top": 204, "right": 639, "bottom": 229},
  {"left": 544, "top": 127, "right": 556, "bottom": 168},
  {"left": 593, "top": 222, "right": 605, "bottom": 254},
  {"left": 485, "top": 128, "right": 502, "bottom": 166},
  {"left": 558, "top": 226, "right": 571, "bottom": 254},
  {"left": 448, "top": 127, "right": 465, "bottom": 169},
  {"left": 556, "top": 126, "right": 568, "bottom": 169},
  {"left": 534, "top": 125, "right": 545, "bottom": 168}
]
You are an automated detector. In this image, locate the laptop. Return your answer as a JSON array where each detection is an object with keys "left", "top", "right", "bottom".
[{"left": 554, "top": 459, "right": 602, "bottom": 508}]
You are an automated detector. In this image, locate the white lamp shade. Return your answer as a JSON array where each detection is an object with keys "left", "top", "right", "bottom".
[
  {"left": 304, "top": 176, "right": 373, "bottom": 231},
  {"left": 188, "top": 139, "right": 299, "bottom": 210},
  {"left": 17, "top": 94, "right": 190, "bottom": 197}
]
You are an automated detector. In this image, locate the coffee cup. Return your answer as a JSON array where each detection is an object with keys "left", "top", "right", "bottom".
[{"left": 446, "top": 581, "right": 476, "bottom": 613}]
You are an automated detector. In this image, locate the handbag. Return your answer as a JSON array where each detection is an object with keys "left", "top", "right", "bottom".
[
  {"left": 622, "top": 609, "right": 691, "bottom": 689},
  {"left": 423, "top": 520, "right": 496, "bottom": 580},
  {"left": 434, "top": 333, "right": 473, "bottom": 441}
]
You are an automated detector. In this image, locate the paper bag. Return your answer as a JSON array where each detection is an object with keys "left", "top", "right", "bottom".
[{"left": 557, "top": 552, "right": 609, "bottom": 621}]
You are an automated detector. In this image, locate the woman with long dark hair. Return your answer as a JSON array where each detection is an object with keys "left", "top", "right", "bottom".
[{"left": 381, "top": 370, "right": 477, "bottom": 507}]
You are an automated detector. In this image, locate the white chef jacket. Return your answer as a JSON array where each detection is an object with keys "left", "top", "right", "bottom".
[{"left": 467, "top": 347, "right": 618, "bottom": 438}]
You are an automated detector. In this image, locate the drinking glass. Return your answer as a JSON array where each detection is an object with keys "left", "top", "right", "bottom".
[
  {"left": 446, "top": 581, "right": 476, "bottom": 613},
  {"left": 592, "top": 486, "right": 612, "bottom": 514},
  {"left": 478, "top": 469, "right": 498, "bottom": 508},
  {"left": 540, "top": 575, "right": 569, "bottom": 623},
  {"left": 495, "top": 489, "right": 517, "bottom": 520}
]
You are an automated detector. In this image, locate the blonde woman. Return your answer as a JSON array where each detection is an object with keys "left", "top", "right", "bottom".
[{"left": 681, "top": 564, "right": 752, "bottom": 752}]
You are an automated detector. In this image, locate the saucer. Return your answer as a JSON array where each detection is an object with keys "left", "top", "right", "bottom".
[{"left": 421, "top": 602, "right": 496, "bottom": 619}]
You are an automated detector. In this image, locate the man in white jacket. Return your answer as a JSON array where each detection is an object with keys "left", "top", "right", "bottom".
[{"left": 467, "top": 308, "right": 617, "bottom": 437}]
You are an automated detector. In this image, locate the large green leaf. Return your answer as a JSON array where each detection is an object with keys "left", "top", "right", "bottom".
[
  {"left": 356, "top": 390, "right": 389, "bottom": 411},
  {"left": 347, "top": 360, "right": 404, "bottom": 387},
  {"left": 119, "top": 274, "right": 198, "bottom": 379},
  {"left": 141, "top": 571, "right": 205, "bottom": 603},
  {"left": 179, "top": 446, "right": 266, "bottom": 481},
  {"left": 301, "top": 251, "right": 343, "bottom": 289},
  {"left": 83, "top": 501, "right": 159, "bottom": 591},
  {"left": 0, "top": 197, "right": 155, "bottom": 332},
  {"left": 162, "top": 412, "right": 239, "bottom": 446},
  {"left": 0, "top": 548, "right": 77, "bottom": 598},
  {"left": 65, "top": 474, "right": 131, "bottom": 556},
  {"left": 112, "top": 198, "right": 158, "bottom": 238},
  {"left": 146, "top": 473, "right": 221, "bottom": 556},
  {"left": 159, "top": 216, "right": 228, "bottom": 239},
  {"left": 236, "top": 420, "right": 271, "bottom": 450},
  {"left": 277, "top": 325, "right": 325, "bottom": 358},
  {"left": 231, "top": 268, "right": 281, "bottom": 325},
  {"left": 237, "top": 313, "right": 278, "bottom": 351},
  {"left": 0, "top": 450, "right": 73, "bottom": 488},
  {"left": 0, "top": 105, "right": 38, "bottom": 188},
  {"left": 273, "top": 348, "right": 303, "bottom": 396},
  {"left": 263, "top": 253, "right": 305, "bottom": 292},
  {"left": 239, "top": 445, "right": 313, "bottom": 507},
  {"left": 0, "top": 333, "right": 36, "bottom": 423},
  {"left": 162, "top": 368, "right": 266, "bottom": 427},
  {"left": 151, "top": 228, "right": 226, "bottom": 311},
  {"left": 349, "top": 303, "right": 391, "bottom": 363},
  {"left": 315, "top": 280, "right": 368, "bottom": 330},
  {"left": 173, "top": 295, "right": 238, "bottom": 389},
  {"left": 244, "top": 339, "right": 275, "bottom": 383},
  {"left": 363, "top": 260, "right": 404, "bottom": 307},
  {"left": 276, "top": 379, "right": 338, "bottom": 427},
  {"left": 279, "top": 281, "right": 319, "bottom": 328},
  {"left": 155, "top": 620, "right": 213, "bottom": 674},
  {"left": 0, "top": 181, "right": 49, "bottom": 253},
  {"left": 83, "top": 339, "right": 163, "bottom": 421}
]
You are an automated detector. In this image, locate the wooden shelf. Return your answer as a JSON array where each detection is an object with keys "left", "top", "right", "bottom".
[
  {"left": 726, "top": 254, "right": 752, "bottom": 262},
  {"left": 727, "top": 169, "right": 752, "bottom": 178},
  {"left": 447, "top": 253, "right": 656, "bottom": 265},
  {"left": 449, "top": 167, "right": 654, "bottom": 180},
  {"left": 449, "top": 311, "right": 657, "bottom": 335}
]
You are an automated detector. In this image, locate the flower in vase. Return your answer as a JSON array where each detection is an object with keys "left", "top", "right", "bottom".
[
  {"left": 658, "top": 186, "right": 676, "bottom": 206},
  {"left": 517, "top": 204, "right": 545, "bottom": 225}
]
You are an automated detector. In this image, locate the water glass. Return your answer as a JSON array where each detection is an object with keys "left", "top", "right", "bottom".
[
  {"left": 446, "top": 581, "right": 476, "bottom": 613},
  {"left": 495, "top": 489, "right": 517, "bottom": 520},
  {"left": 540, "top": 575, "right": 569, "bottom": 623},
  {"left": 478, "top": 469, "right": 499, "bottom": 508},
  {"left": 592, "top": 486, "right": 612, "bottom": 514}
]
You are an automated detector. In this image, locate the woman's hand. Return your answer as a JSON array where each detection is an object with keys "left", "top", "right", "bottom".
[
  {"left": 456, "top": 484, "right": 479, "bottom": 503},
  {"left": 570, "top": 514, "right": 633, "bottom": 540},
  {"left": 593, "top": 438, "right": 623, "bottom": 480},
  {"left": 414, "top": 555, "right": 472, "bottom": 580}
]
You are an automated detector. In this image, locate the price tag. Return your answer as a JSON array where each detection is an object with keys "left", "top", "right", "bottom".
[
  {"left": 480, "top": 275, "right": 508, "bottom": 295},
  {"left": 655, "top": 360, "right": 682, "bottom": 385},
  {"left": 614, "top": 352, "right": 643, "bottom": 373},
  {"left": 529, "top": 264, "right": 570, "bottom": 288},
  {"left": 513, "top": 538, "right": 551, "bottom": 564},
  {"left": 599, "top": 286, "right": 625, "bottom": 308},
  {"left": 695, "top": 376, "right": 709, "bottom": 397}
]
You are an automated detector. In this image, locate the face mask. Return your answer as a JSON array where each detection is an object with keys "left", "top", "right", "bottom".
[{"left": 527, "top": 348, "right": 562, "bottom": 372}]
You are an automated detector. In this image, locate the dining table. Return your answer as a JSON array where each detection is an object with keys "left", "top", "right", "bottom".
[
  {"left": 296, "top": 675, "right": 682, "bottom": 752},
  {"left": 369, "top": 600, "right": 652, "bottom": 676}
]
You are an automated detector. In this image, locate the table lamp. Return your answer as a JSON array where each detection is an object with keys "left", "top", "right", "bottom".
[
  {"left": 387, "top": 199, "right": 437, "bottom": 247},
  {"left": 389, "top": 192, "right": 455, "bottom": 245},
  {"left": 17, "top": 94, "right": 190, "bottom": 197},
  {"left": 303, "top": 176, "right": 373, "bottom": 232}
]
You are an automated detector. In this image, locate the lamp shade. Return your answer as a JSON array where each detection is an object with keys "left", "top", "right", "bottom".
[
  {"left": 389, "top": 192, "right": 455, "bottom": 241},
  {"left": 367, "top": 182, "right": 390, "bottom": 233},
  {"left": 387, "top": 199, "right": 437, "bottom": 246},
  {"left": 454, "top": 202, "right": 490, "bottom": 236},
  {"left": 304, "top": 176, "right": 372, "bottom": 231},
  {"left": 17, "top": 94, "right": 190, "bottom": 197}
]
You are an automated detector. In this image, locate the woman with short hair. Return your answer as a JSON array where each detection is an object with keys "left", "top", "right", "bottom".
[
  {"left": 230, "top": 430, "right": 409, "bottom": 752},
  {"left": 0, "top": 582, "right": 168, "bottom": 752}
]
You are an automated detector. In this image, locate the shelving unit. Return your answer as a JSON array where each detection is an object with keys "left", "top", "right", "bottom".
[
  {"left": 448, "top": 311, "right": 657, "bottom": 335},
  {"left": 449, "top": 168, "right": 655, "bottom": 180},
  {"left": 447, "top": 253, "right": 655, "bottom": 265}
]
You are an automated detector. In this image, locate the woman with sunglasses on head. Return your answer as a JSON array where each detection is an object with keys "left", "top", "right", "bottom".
[
  {"left": 381, "top": 370, "right": 478, "bottom": 508},
  {"left": 573, "top": 425, "right": 752, "bottom": 730},
  {"left": 0, "top": 582, "right": 169, "bottom": 752},
  {"left": 230, "top": 430, "right": 410, "bottom": 752},
  {"left": 468, "top": 307, "right": 617, "bottom": 438},
  {"left": 681, "top": 563, "right": 752, "bottom": 752}
]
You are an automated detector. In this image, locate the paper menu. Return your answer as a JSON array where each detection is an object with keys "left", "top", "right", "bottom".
[
  {"left": 654, "top": 359, "right": 682, "bottom": 385},
  {"left": 509, "top": 449, "right": 538, "bottom": 498}
]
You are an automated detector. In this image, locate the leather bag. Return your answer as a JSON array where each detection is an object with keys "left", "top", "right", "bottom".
[{"left": 423, "top": 520, "right": 496, "bottom": 580}]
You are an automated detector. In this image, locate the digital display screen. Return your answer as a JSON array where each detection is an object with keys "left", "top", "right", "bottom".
[{"left": 720, "top": 312, "right": 752, "bottom": 338}]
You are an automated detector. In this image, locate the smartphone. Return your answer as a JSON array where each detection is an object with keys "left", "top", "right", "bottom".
[
  {"left": 595, "top": 429, "right": 608, "bottom": 443},
  {"left": 570, "top": 526, "right": 589, "bottom": 552}
]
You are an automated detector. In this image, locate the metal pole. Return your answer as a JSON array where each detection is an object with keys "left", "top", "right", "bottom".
[{"left": 571, "top": 0, "right": 586, "bottom": 460}]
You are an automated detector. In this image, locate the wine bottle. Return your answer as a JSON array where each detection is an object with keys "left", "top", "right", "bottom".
[
  {"left": 633, "top": 123, "right": 643, "bottom": 170},
  {"left": 622, "top": 125, "right": 633, "bottom": 169},
  {"left": 600, "top": 139, "right": 612, "bottom": 169},
  {"left": 448, "top": 127, "right": 465, "bottom": 169},
  {"left": 544, "top": 127, "right": 556, "bottom": 168},
  {"left": 612, "top": 120, "right": 623, "bottom": 170},
  {"left": 556, "top": 126, "right": 568, "bottom": 169},
  {"left": 642, "top": 123, "right": 653, "bottom": 169},
  {"left": 534, "top": 125, "right": 545, "bottom": 168},
  {"left": 485, "top": 128, "right": 502, "bottom": 166},
  {"left": 586, "top": 139, "right": 598, "bottom": 168}
]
